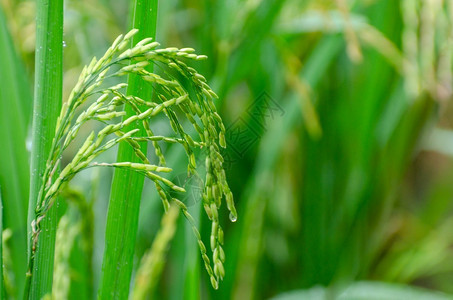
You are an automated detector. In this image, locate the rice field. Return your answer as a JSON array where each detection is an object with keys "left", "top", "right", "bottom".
[{"left": 1, "top": 0, "right": 453, "bottom": 299}]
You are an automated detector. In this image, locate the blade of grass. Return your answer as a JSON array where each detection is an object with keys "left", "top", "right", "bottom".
[
  {"left": 0, "top": 193, "right": 4, "bottom": 299},
  {"left": 26, "top": 0, "right": 63, "bottom": 298},
  {"left": 98, "top": 0, "right": 158, "bottom": 298},
  {"left": 0, "top": 5, "right": 32, "bottom": 128},
  {"left": 0, "top": 5, "right": 31, "bottom": 298}
]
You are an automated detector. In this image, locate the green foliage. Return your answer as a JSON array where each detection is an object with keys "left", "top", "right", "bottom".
[
  {"left": 2, "top": 0, "right": 453, "bottom": 299},
  {"left": 0, "top": 194, "right": 4, "bottom": 298},
  {"left": 0, "top": 4, "right": 30, "bottom": 298},
  {"left": 99, "top": 0, "right": 157, "bottom": 297},
  {"left": 27, "top": 28, "right": 235, "bottom": 297},
  {"left": 26, "top": 0, "right": 63, "bottom": 298}
]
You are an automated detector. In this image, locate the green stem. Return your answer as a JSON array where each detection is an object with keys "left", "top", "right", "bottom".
[
  {"left": 98, "top": 1, "right": 158, "bottom": 298},
  {"left": 26, "top": 0, "right": 63, "bottom": 298},
  {"left": 0, "top": 193, "right": 4, "bottom": 299}
]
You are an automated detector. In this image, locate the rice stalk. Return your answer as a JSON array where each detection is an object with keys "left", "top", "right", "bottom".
[
  {"left": 26, "top": 0, "right": 63, "bottom": 298},
  {"left": 99, "top": 0, "right": 158, "bottom": 296}
]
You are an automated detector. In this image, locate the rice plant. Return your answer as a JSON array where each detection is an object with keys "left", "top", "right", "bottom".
[
  {"left": 2, "top": 0, "right": 236, "bottom": 297},
  {"left": 3, "top": 0, "right": 453, "bottom": 299},
  {"left": 29, "top": 26, "right": 235, "bottom": 292}
]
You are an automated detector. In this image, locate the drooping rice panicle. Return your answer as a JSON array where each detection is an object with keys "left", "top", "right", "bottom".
[{"left": 32, "top": 28, "right": 236, "bottom": 289}]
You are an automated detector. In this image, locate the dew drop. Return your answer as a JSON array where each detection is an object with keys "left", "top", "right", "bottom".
[
  {"left": 63, "top": 41, "right": 67, "bottom": 48},
  {"left": 229, "top": 212, "right": 237, "bottom": 222}
]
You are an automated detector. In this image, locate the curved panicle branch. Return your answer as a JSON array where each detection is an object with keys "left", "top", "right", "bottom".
[{"left": 30, "top": 29, "right": 237, "bottom": 289}]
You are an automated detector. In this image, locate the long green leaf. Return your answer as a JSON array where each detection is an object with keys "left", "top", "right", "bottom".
[
  {"left": 0, "top": 193, "right": 4, "bottom": 299},
  {"left": 26, "top": 0, "right": 63, "bottom": 298},
  {"left": 0, "top": 5, "right": 31, "bottom": 298},
  {"left": 99, "top": 0, "right": 158, "bottom": 298}
]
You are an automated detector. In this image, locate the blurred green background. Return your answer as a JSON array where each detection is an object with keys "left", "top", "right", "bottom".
[{"left": 2, "top": 0, "right": 453, "bottom": 299}]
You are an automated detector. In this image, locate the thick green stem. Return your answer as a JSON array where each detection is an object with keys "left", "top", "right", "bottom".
[
  {"left": 26, "top": 0, "right": 63, "bottom": 298},
  {"left": 98, "top": 1, "right": 158, "bottom": 298}
]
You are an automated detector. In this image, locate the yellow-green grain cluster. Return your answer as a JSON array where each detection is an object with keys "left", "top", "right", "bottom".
[{"left": 31, "top": 29, "right": 236, "bottom": 289}]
